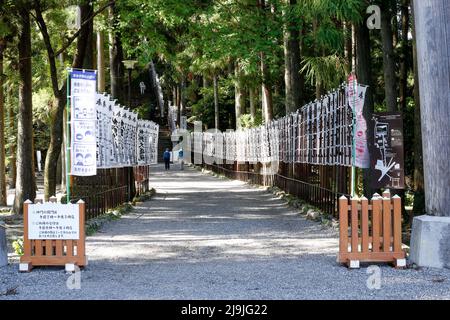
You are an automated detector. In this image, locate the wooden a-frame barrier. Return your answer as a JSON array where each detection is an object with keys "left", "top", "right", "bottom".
[
  {"left": 338, "top": 190, "right": 406, "bottom": 268},
  {"left": 20, "top": 197, "right": 87, "bottom": 273}
]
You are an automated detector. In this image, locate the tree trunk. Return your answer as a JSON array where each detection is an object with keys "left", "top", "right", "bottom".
[
  {"left": 203, "top": 75, "right": 210, "bottom": 88},
  {"left": 258, "top": 0, "right": 273, "bottom": 123},
  {"left": 352, "top": 24, "right": 357, "bottom": 73},
  {"left": 355, "top": 21, "right": 375, "bottom": 197},
  {"left": 260, "top": 52, "right": 273, "bottom": 123},
  {"left": 381, "top": 0, "right": 398, "bottom": 112},
  {"left": 172, "top": 87, "right": 176, "bottom": 107},
  {"left": 411, "top": 1, "right": 425, "bottom": 218},
  {"left": 284, "top": 0, "right": 302, "bottom": 114},
  {"left": 97, "top": 31, "right": 105, "bottom": 92},
  {"left": 180, "top": 77, "right": 186, "bottom": 122},
  {"left": 150, "top": 61, "right": 164, "bottom": 118},
  {"left": 109, "top": 3, "right": 124, "bottom": 103},
  {"left": 43, "top": 2, "right": 92, "bottom": 200},
  {"left": 61, "top": 124, "right": 66, "bottom": 192},
  {"left": 44, "top": 95, "right": 65, "bottom": 200},
  {"left": 176, "top": 83, "right": 181, "bottom": 127},
  {"left": 7, "top": 87, "right": 16, "bottom": 190},
  {"left": 399, "top": 0, "right": 410, "bottom": 114},
  {"left": 83, "top": 3, "right": 94, "bottom": 70},
  {"left": 235, "top": 65, "right": 244, "bottom": 129},
  {"left": 313, "top": 19, "right": 324, "bottom": 99},
  {"left": 213, "top": 74, "right": 219, "bottom": 129},
  {"left": 0, "top": 40, "right": 7, "bottom": 205},
  {"left": 413, "top": 0, "right": 450, "bottom": 217},
  {"left": 344, "top": 22, "right": 352, "bottom": 69},
  {"left": 391, "top": 0, "right": 399, "bottom": 48},
  {"left": 249, "top": 87, "right": 256, "bottom": 123},
  {"left": 14, "top": 8, "right": 36, "bottom": 214}
]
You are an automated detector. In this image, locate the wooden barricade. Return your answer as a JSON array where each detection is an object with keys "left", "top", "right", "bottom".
[
  {"left": 338, "top": 191, "right": 406, "bottom": 268},
  {"left": 20, "top": 197, "right": 87, "bottom": 272}
]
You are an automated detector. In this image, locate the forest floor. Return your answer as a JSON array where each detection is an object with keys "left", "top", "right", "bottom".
[{"left": 1, "top": 164, "right": 450, "bottom": 300}]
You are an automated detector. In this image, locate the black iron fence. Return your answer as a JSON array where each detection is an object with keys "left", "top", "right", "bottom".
[{"left": 70, "top": 165, "right": 151, "bottom": 220}]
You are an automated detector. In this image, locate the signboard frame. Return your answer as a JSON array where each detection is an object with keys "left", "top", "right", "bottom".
[
  {"left": 19, "top": 199, "right": 87, "bottom": 272},
  {"left": 369, "top": 112, "right": 405, "bottom": 190}
]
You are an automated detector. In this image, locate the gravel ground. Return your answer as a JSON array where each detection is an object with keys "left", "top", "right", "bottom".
[{"left": 1, "top": 164, "right": 450, "bottom": 300}]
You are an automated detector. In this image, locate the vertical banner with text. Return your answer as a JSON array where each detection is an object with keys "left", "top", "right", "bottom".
[
  {"left": 348, "top": 75, "right": 370, "bottom": 169},
  {"left": 70, "top": 70, "right": 97, "bottom": 176}
]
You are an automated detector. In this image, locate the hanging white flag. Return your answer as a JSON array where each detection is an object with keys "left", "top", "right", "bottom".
[{"left": 353, "top": 85, "right": 370, "bottom": 169}]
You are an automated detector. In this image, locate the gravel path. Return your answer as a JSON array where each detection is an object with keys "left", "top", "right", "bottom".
[{"left": 1, "top": 164, "right": 450, "bottom": 300}]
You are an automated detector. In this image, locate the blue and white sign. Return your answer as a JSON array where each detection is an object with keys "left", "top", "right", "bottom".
[{"left": 70, "top": 70, "right": 97, "bottom": 176}]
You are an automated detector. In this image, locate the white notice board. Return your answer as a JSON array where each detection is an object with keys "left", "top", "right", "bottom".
[{"left": 28, "top": 203, "right": 80, "bottom": 240}]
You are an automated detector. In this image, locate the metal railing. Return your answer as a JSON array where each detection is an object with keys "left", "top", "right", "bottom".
[{"left": 70, "top": 165, "right": 151, "bottom": 220}]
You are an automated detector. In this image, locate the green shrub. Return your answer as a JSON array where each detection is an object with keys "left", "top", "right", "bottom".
[{"left": 12, "top": 237, "right": 24, "bottom": 256}]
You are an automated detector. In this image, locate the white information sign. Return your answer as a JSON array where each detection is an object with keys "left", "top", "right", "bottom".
[
  {"left": 70, "top": 70, "right": 97, "bottom": 176},
  {"left": 28, "top": 203, "right": 80, "bottom": 240}
]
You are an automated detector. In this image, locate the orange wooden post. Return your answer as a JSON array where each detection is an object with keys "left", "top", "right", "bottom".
[
  {"left": 339, "top": 196, "right": 349, "bottom": 263},
  {"left": 392, "top": 195, "right": 402, "bottom": 253},
  {"left": 20, "top": 200, "right": 33, "bottom": 272},
  {"left": 361, "top": 197, "right": 369, "bottom": 253},
  {"left": 56, "top": 239, "right": 63, "bottom": 257},
  {"left": 350, "top": 197, "right": 359, "bottom": 254},
  {"left": 382, "top": 195, "right": 392, "bottom": 253},
  {"left": 371, "top": 195, "right": 382, "bottom": 253},
  {"left": 67, "top": 240, "right": 74, "bottom": 258},
  {"left": 48, "top": 196, "right": 57, "bottom": 256},
  {"left": 77, "top": 199, "right": 87, "bottom": 266},
  {"left": 45, "top": 239, "right": 53, "bottom": 257},
  {"left": 35, "top": 240, "right": 43, "bottom": 257}
]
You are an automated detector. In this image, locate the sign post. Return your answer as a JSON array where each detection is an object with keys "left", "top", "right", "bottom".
[
  {"left": 66, "top": 72, "right": 71, "bottom": 203},
  {"left": 348, "top": 74, "right": 358, "bottom": 197}
]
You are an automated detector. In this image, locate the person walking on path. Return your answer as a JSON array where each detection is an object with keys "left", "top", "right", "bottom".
[
  {"left": 178, "top": 148, "right": 184, "bottom": 171},
  {"left": 163, "top": 148, "right": 171, "bottom": 171}
]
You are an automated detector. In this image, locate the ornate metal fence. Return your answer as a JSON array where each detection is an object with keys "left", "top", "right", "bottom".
[
  {"left": 70, "top": 165, "right": 151, "bottom": 220},
  {"left": 190, "top": 85, "right": 353, "bottom": 217}
]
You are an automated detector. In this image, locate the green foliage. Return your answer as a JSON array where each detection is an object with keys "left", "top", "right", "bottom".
[
  {"left": 302, "top": 54, "right": 348, "bottom": 90},
  {"left": 32, "top": 89, "right": 52, "bottom": 151},
  {"left": 238, "top": 114, "right": 263, "bottom": 129},
  {"left": 191, "top": 78, "right": 235, "bottom": 129},
  {"left": 12, "top": 237, "right": 24, "bottom": 256}
]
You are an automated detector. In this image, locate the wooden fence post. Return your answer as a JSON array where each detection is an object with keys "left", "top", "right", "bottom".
[
  {"left": 19, "top": 200, "right": 33, "bottom": 272},
  {"left": 372, "top": 194, "right": 382, "bottom": 253},
  {"left": 338, "top": 196, "right": 349, "bottom": 263}
]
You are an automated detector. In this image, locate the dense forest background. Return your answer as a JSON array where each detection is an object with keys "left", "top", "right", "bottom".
[{"left": 0, "top": 0, "right": 423, "bottom": 219}]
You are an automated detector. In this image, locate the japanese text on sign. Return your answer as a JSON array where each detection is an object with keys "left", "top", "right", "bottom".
[{"left": 28, "top": 203, "right": 80, "bottom": 240}]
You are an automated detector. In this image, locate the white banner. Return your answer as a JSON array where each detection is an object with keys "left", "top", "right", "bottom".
[
  {"left": 94, "top": 93, "right": 159, "bottom": 168},
  {"left": 348, "top": 80, "right": 370, "bottom": 169}
]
